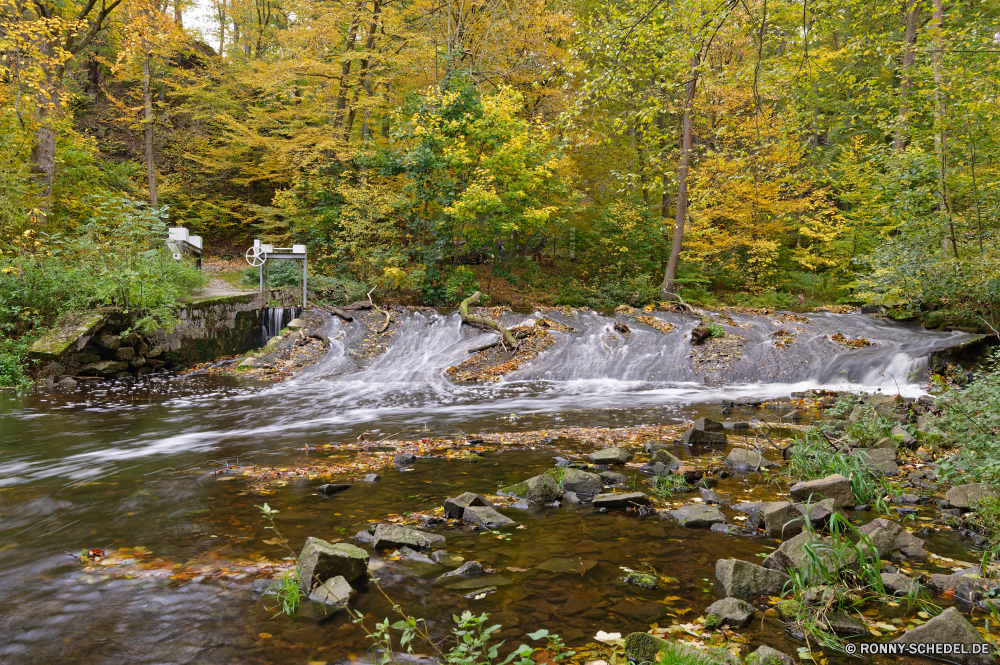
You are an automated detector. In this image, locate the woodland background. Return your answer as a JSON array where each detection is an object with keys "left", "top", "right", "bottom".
[{"left": 3, "top": 0, "right": 1000, "bottom": 382}]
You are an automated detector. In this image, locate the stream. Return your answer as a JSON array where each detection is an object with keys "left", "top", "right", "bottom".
[{"left": 0, "top": 310, "right": 981, "bottom": 665}]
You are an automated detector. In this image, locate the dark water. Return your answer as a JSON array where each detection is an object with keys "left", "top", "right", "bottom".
[{"left": 0, "top": 311, "right": 984, "bottom": 664}]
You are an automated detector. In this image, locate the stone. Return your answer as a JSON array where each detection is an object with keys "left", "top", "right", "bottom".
[
  {"left": 641, "top": 450, "right": 683, "bottom": 476},
  {"left": 42, "top": 361, "right": 65, "bottom": 376},
  {"left": 763, "top": 501, "right": 805, "bottom": 538},
  {"left": 669, "top": 504, "right": 726, "bottom": 527},
  {"left": 317, "top": 483, "right": 351, "bottom": 497},
  {"left": 587, "top": 447, "right": 632, "bottom": 464},
  {"left": 372, "top": 524, "right": 445, "bottom": 550},
  {"left": 746, "top": 646, "right": 794, "bottom": 665},
  {"left": 789, "top": 473, "right": 854, "bottom": 507},
  {"left": 114, "top": 346, "right": 135, "bottom": 361},
  {"left": 699, "top": 488, "right": 731, "bottom": 504},
  {"left": 392, "top": 452, "right": 417, "bottom": 465},
  {"left": 96, "top": 334, "right": 121, "bottom": 350},
  {"left": 538, "top": 557, "right": 598, "bottom": 574},
  {"left": 444, "top": 575, "right": 513, "bottom": 591},
  {"left": 592, "top": 492, "right": 650, "bottom": 509},
  {"left": 822, "top": 612, "right": 867, "bottom": 636},
  {"left": 363, "top": 473, "right": 380, "bottom": 482},
  {"left": 463, "top": 505, "right": 515, "bottom": 529},
  {"left": 850, "top": 447, "right": 900, "bottom": 476},
  {"left": 890, "top": 425, "right": 916, "bottom": 447},
  {"left": 734, "top": 502, "right": 772, "bottom": 513},
  {"left": 783, "top": 410, "right": 803, "bottom": 420},
  {"left": 433, "top": 560, "right": 484, "bottom": 587},
  {"left": 79, "top": 360, "right": 129, "bottom": 375},
  {"left": 644, "top": 442, "right": 671, "bottom": 453},
  {"left": 681, "top": 428, "right": 728, "bottom": 445},
  {"left": 797, "top": 498, "right": 843, "bottom": 528},
  {"left": 890, "top": 607, "right": 993, "bottom": 665},
  {"left": 75, "top": 353, "right": 101, "bottom": 363},
  {"left": 308, "top": 576, "right": 356, "bottom": 608},
  {"left": 500, "top": 474, "right": 563, "bottom": 503},
  {"left": 945, "top": 483, "right": 997, "bottom": 510},
  {"left": 762, "top": 532, "right": 857, "bottom": 582},
  {"left": 296, "top": 538, "right": 369, "bottom": 591},
  {"left": 431, "top": 550, "right": 465, "bottom": 566},
  {"left": 465, "top": 586, "right": 497, "bottom": 600},
  {"left": 705, "top": 597, "right": 754, "bottom": 628},
  {"left": 146, "top": 345, "right": 164, "bottom": 358},
  {"left": 881, "top": 572, "right": 921, "bottom": 596},
  {"left": 715, "top": 559, "right": 790, "bottom": 601},
  {"left": 28, "top": 311, "right": 107, "bottom": 360},
  {"left": 443, "top": 492, "right": 492, "bottom": 519},
  {"left": 725, "top": 449, "right": 776, "bottom": 472},
  {"left": 560, "top": 468, "right": 604, "bottom": 495},
  {"left": 287, "top": 318, "right": 305, "bottom": 330},
  {"left": 623, "top": 633, "right": 669, "bottom": 663},
  {"left": 599, "top": 471, "right": 629, "bottom": 486},
  {"left": 711, "top": 523, "right": 744, "bottom": 536},
  {"left": 692, "top": 417, "right": 724, "bottom": 431},
  {"left": 775, "top": 599, "right": 802, "bottom": 621},
  {"left": 858, "top": 518, "right": 927, "bottom": 560}
]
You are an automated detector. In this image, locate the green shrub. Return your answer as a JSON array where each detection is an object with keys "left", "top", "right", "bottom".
[{"left": 937, "top": 350, "right": 1000, "bottom": 485}]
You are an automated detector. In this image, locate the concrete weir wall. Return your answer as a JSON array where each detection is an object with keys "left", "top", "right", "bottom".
[{"left": 30, "top": 290, "right": 299, "bottom": 380}]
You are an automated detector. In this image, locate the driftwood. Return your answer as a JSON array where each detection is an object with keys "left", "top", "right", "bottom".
[
  {"left": 367, "top": 288, "right": 391, "bottom": 334},
  {"left": 690, "top": 326, "right": 711, "bottom": 345},
  {"left": 459, "top": 291, "right": 518, "bottom": 349},
  {"left": 662, "top": 291, "right": 696, "bottom": 314},
  {"left": 467, "top": 330, "right": 530, "bottom": 353},
  {"left": 308, "top": 300, "right": 354, "bottom": 322}
]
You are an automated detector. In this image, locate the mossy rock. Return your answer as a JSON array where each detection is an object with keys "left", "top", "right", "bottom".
[
  {"left": 703, "top": 612, "right": 723, "bottom": 630},
  {"left": 775, "top": 599, "right": 802, "bottom": 622},
  {"left": 626, "top": 571, "right": 657, "bottom": 589},
  {"left": 624, "top": 632, "right": 669, "bottom": 663}
]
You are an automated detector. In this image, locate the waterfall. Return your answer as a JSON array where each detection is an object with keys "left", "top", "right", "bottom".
[{"left": 260, "top": 306, "right": 302, "bottom": 346}]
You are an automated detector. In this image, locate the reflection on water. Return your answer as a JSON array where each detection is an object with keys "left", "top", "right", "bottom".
[{"left": 0, "top": 312, "right": 977, "bottom": 664}]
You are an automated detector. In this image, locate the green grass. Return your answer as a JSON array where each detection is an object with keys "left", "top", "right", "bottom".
[
  {"left": 650, "top": 474, "right": 690, "bottom": 498},
  {"left": 788, "top": 430, "right": 896, "bottom": 510}
]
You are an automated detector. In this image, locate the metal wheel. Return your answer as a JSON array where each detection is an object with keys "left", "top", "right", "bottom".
[{"left": 245, "top": 245, "right": 266, "bottom": 267}]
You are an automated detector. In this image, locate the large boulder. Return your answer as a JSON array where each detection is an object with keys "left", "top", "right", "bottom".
[
  {"left": 763, "top": 501, "right": 805, "bottom": 538},
  {"left": 946, "top": 483, "right": 997, "bottom": 510},
  {"left": 499, "top": 474, "right": 563, "bottom": 503},
  {"left": 296, "top": 537, "right": 369, "bottom": 591},
  {"left": 725, "top": 449, "right": 776, "bottom": 472},
  {"left": 762, "top": 532, "right": 856, "bottom": 582},
  {"left": 372, "top": 524, "right": 445, "bottom": 550},
  {"left": 890, "top": 607, "right": 994, "bottom": 665},
  {"left": 463, "top": 505, "right": 515, "bottom": 529},
  {"left": 593, "top": 492, "right": 650, "bottom": 509},
  {"left": 308, "top": 575, "right": 356, "bottom": 608},
  {"left": 789, "top": 473, "right": 854, "bottom": 507},
  {"left": 669, "top": 504, "right": 726, "bottom": 528},
  {"left": 559, "top": 468, "right": 604, "bottom": 495},
  {"left": 715, "top": 559, "right": 790, "bottom": 601},
  {"left": 682, "top": 428, "right": 727, "bottom": 445},
  {"left": 443, "top": 492, "right": 492, "bottom": 519},
  {"left": 693, "top": 417, "right": 724, "bottom": 432},
  {"left": 704, "top": 597, "right": 754, "bottom": 628},
  {"left": 857, "top": 518, "right": 927, "bottom": 560},
  {"left": 587, "top": 447, "right": 633, "bottom": 464}
]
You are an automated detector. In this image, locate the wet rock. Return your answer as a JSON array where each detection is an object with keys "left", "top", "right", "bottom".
[
  {"left": 592, "top": 492, "right": 650, "bottom": 509},
  {"left": 587, "top": 447, "right": 632, "bottom": 465},
  {"left": 392, "top": 452, "right": 417, "bottom": 465},
  {"left": 763, "top": 501, "right": 805, "bottom": 537},
  {"left": 500, "top": 474, "right": 563, "bottom": 503},
  {"left": 711, "top": 523, "right": 745, "bottom": 536},
  {"left": 80, "top": 360, "right": 129, "bottom": 375},
  {"left": 775, "top": 599, "right": 802, "bottom": 621},
  {"left": 355, "top": 530, "right": 374, "bottom": 544},
  {"left": 734, "top": 501, "right": 772, "bottom": 514},
  {"left": 789, "top": 473, "right": 854, "bottom": 507},
  {"left": 746, "top": 646, "right": 794, "bottom": 665},
  {"left": 433, "top": 560, "right": 484, "bottom": 587},
  {"left": 850, "top": 448, "right": 900, "bottom": 476},
  {"left": 431, "top": 550, "right": 465, "bottom": 567},
  {"left": 929, "top": 567, "right": 983, "bottom": 592},
  {"left": 96, "top": 334, "right": 121, "bottom": 350},
  {"left": 463, "top": 505, "right": 515, "bottom": 529},
  {"left": 858, "top": 518, "right": 927, "bottom": 560},
  {"left": 945, "top": 483, "right": 997, "bottom": 510},
  {"left": 560, "top": 468, "right": 604, "bottom": 495},
  {"left": 599, "top": 471, "right": 629, "bottom": 486},
  {"left": 692, "top": 417, "right": 724, "bottom": 431},
  {"left": 822, "top": 612, "right": 866, "bottom": 636},
  {"left": 562, "top": 491, "right": 581, "bottom": 505},
  {"left": 669, "top": 504, "right": 726, "bottom": 527},
  {"left": 644, "top": 442, "right": 671, "bottom": 453},
  {"left": 762, "top": 532, "right": 856, "bottom": 582},
  {"left": 317, "top": 483, "right": 351, "bottom": 497},
  {"left": 309, "top": 576, "right": 356, "bottom": 608},
  {"left": 363, "top": 473, "right": 380, "bottom": 482},
  {"left": 890, "top": 607, "right": 994, "bottom": 665},
  {"left": 895, "top": 493, "right": 921, "bottom": 505},
  {"left": 444, "top": 492, "right": 492, "bottom": 519},
  {"left": 782, "top": 410, "right": 803, "bottom": 420},
  {"left": 917, "top": 394, "right": 936, "bottom": 405},
  {"left": 797, "top": 497, "right": 843, "bottom": 528},
  {"left": 881, "top": 572, "right": 921, "bottom": 596},
  {"left": 733, "top": 421, "right": 752, "bottom": 430},
  {"left": 296, "top": 537, "right": 369, "bottom": 590},
  {"left": 641, "top": 449, "right": 683, "bottom": 476},
  {"left": 715, "top": 558, "right": 790, "bottom": 601},
  {"left": 724, "top": 449, "right": 776, "bottom": 472},
  {"left": 704, "top": 597, "right": 754, "bottom": 628},
  {"left": 511, "top": 499, "right": 537, "bottom": 510},
  {"left": 681, "top": 428, "right": 727, "bottom": 445},
  {"left": 115, "top": 346, "right": 135, "bottom": 361},
  {"left": 699, "top": 488, "right": 731, "bottom": 504},
  {"left": 694, "top": 476, "right": 718, "bottom": 490},
  {"left": 613, "top": 600, "right": 666, "bottom": 623},
  {"left": 537, "top": 557, "right": 598, "bottom": 574},
  {"left": 372, "top": 524, "right": 445, "bottom": 550},
  {"left": 623, "top": 632, "right": 668, "bottom": 663},
  {"left": 465, "top": 586, "right": 497, "bottom": 599},
  {"left": 75, "top": 353, "right": 101, "bottom": 364},
  {"left": 445, "top": 574, "right": 513, "bottom": 591}
]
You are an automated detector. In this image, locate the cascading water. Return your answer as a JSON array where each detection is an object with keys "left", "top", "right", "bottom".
[{"left": 260, "top": 306, "right": 301, "bottom": 345}]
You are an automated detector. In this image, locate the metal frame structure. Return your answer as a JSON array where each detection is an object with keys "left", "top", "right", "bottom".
[
  {"left": 167, "top": 227, "right": 203, "bottom": 268},
  {"left": 246, "top": 240, "right": 307, "bottom": 308}
]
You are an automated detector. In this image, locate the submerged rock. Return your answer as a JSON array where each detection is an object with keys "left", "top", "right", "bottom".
[
  {"left": 392, "top": 452, "right": 417, "bottom": 465},
  {"left": 538, "top": 557, "right": 598, "bottom": 574},
  {"left": 317, "top": 483, "right": 351, "bottom": 497},
  {"left": 587, "top": 447, "right": 633, "bottom": 465},
  {"left": 681, "top": 428, "right": 727, "bottom": 445},
  {"left": 669, "top": 504, "right": 726, "bottom": 528},
  {"left": 724, "top": 449, "right": 776, "bottom": 471},
  {"left": 433, "top": 560, "right": 483, "bottom": 587},
  {"left": 309, "top": 575, "right": 356, "bottom": 608},
  {"left": 592, "top": 492, "right": 650, "bottom": 509},
  {"left": 444, "top": 574, "right": 513, "bottom": 591},
  {"left": 463, "top": 505, "right": 515, "bottom": 529},
  {"left": 945, "top": 483, "right": 997, "bottom": 510},
  {"left": 891, "top": 607, "right": 994, "bottom": 665},
  {"left": 372, "top": 524, "right": 445, "bottom": 550},
  {"left": 443, "top": 492, "right": 492, "bottom": 519},
  {"left": 699, "top": 488, "right": 731, "bottom": 504},
  {"left": 296, "top": 537, "right": 369, "bottom": 591},
  {"left": 362, "top": 473, "right": 380, "bottom": 482},
  {"left": 704, "top": 597, "right": 754, "bottom": 628},
  {"left": 789, "top": 473, "right": 854, "bottom": 507},
  {"left": 715, "top": 558, "right": 790, "bottom": 601}
]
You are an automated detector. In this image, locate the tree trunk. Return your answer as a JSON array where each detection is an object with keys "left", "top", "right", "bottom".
[
  {"left": 333, "top": 3, "right": 364, "bottom": 135},
  {"left": 662, "top": 55, "right": 701, "bottom": 299},
  {"left": 143, "top": 49, "right": 158, "bottom": 208},
  {"left": 930, "top": 0, "right": 957, "bottom": 257},
  {"left": 893, "top": 0, "right": 920, "bottom": 152},
  {"left": 345, "top": 0, "right": 381, "bottom": 143},
  {"left": 174, "top": 0, "right": 183, "bottom": 27}
]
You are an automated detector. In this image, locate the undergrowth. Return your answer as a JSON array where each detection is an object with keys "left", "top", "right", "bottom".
[{"left": 788, "top": 430, "right": 896, "bottom": 510}]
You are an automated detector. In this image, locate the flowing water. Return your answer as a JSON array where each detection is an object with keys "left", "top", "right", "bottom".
[{"left": 0, "top": 309, "right": 980, "bottom": 665}]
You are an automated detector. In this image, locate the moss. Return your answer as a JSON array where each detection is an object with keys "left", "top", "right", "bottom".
[
  {"left": 625, "top": 571, "right": 657, "bottom": 589},
  {"left": 500, "top": 481, "right": 530, "bottom": 498},
  {"left": 624, "top": 632, "right": 668, "bottom": 663},
  {"left": 775, "top": 599, "right": 802, "bottom": 622},
  {"left": 702, "top": 613, "right": 722, "bottom": 630},
  {"left": 544, "top": 467, "right": 568, "bottom": 485}
]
